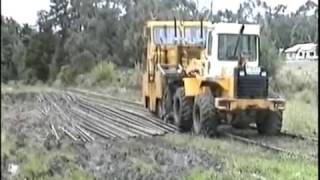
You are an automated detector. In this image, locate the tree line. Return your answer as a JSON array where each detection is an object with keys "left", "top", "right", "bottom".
[{"left": 1, "top": 0, "right": 318, "bottom": 84}]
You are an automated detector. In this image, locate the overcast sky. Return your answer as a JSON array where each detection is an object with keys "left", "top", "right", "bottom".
[{"left": 1, "top": 0, "right": 318, "bottom": 25}]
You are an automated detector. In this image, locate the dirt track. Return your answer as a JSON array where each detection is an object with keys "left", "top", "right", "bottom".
[
  {"left": 1, "top": 90, "right": 318, "bottom": 179},
  {"left": 1, "top": 91, "right": 222, "bottom": 180}
]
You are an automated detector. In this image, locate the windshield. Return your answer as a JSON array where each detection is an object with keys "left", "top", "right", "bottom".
[
  {"left": 153, "top": 26, "right": 179, "bottom": 45},
  {"left": 184, "top": 27, "right": 207, "bottom": 45},
  {"left": 218, "top": 34, "right": 258, "bottom": 61}
]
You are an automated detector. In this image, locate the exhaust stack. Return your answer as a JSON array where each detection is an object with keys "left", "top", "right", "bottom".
[
  {"left": 200, "top": 17, "right": 203, "bottom": 39},
  {"left": 174, "top": 17, "right": 177, "bottom": 38}
]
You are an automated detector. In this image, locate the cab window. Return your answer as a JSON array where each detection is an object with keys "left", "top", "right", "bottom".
[
  {"left": 184, "top": 27, "right": 207, "bottom": 45},
  {"left": 153, "top": 26, "right": 179, "bottom": 45}
]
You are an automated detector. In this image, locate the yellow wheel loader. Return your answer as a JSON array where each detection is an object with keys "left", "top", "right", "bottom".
[
  {"left": 142, "top": 19, "right": 285, "bottom": 136},
  {"left": 142, "top": 18, "right": 210, "bottom": 120}
]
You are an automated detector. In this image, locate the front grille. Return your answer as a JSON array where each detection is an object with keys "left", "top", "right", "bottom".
[{"left": 234, "top": 68, "right": 268, "bottom": 98}]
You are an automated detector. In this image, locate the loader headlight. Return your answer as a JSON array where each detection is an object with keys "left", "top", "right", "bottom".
[
  {"left": 239, "top": 71, "right": 245, "bottom": 76},
  {"left": 261, "top": 71, "right": 267, "bottom": 77}
]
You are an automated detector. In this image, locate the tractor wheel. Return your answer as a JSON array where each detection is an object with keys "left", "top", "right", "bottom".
[
  {"left": 256, "top": 110, "right": 282, "bottom": 135},
  {"left": 192, "top": 94, "right": 219, "bottom": 137},
  {"left": 161, "top": 87, "right": 173, "bottom": 120},
  {"left": 231, "top": 111, "right": 252, "bottom": 129},
  {"left": 155, "top": 99, "right": 162, "bottom": 118},
  {"left": 173, "top": 87, "right": 193, "bottom": 132},
  {"left": 232, "top": 121, "right": 249, "bottom": 129}
]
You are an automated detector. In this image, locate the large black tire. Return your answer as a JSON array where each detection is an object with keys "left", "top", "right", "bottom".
[
  {"left": 256, "top": 110, "right": 282, "bottom": 135},
  {"left": 231, "top": 111, "right": 253, "bottom": 129},
  {"left": 192, "top": 94, "right": 219, "bottom": 137},
  {"left": 173, "top": 88, "right": 193, "bottom": 132},
  {"left": 232, "top": 121, "right": 249, "bottom": 129},
  {"left": 155, "top": 99, "right": 162, "bottom": 118},
  {"left": 161, "top": 87, "right": 173, "bottom": 119}
]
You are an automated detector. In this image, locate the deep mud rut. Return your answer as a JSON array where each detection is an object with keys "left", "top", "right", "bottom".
[
  {"left": 77, "top": 137, "right": 222, "bottom": 180},
  {"left": 1, "top": 92, "right": 223, "bottom": 180}
]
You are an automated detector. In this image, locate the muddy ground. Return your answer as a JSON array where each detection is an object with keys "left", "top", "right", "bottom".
[{"left": 1, "top": 92, "right": 223, "bottom": 180}]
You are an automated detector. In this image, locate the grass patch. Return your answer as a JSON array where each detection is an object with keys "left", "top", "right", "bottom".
[
  {"left": 283, "top": 99, "right": 318, "bottom": 136},
  {"left": 165, "top": 134, "right": 317, "bottom": 180},
  {"left": 130, "top": 157, "right": 159, "bottom": 174},
  {"left": 90, "top": 61, "right": 118, "bottom": 83},
  {"left": 271, "top": 62, "right": 318, "bottom": 137},
  {"left": 183, "top": 168, "right": 216, "bottom": 180},
  {"left": 273, "top": 62, "right": 318, "bottom": 98},
  {"left": 1, "top": 84, "right": 52, "bottom": 95},
  {"left": 12, "top": 146, "right": 93, "bottom": 180},
  {"left": 118, "top": 66, "right": 143, "bottom": 89},
  {"left": 64, "top": 164, "right": 95, "bottom": 180},
  {"left": 1, "top": 130, "right": 94, "bottom": 180},
  {"left": 1, "top": 130, "right": 15, "bottom": 160}
]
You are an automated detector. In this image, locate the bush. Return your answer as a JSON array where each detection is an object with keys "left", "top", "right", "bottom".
[
  {"left": 118, "top": 65, "right": 143, "bottom": 89},
  {"left": 70, "top": 50, "right": 96, "bottom": 75},
  {"left": 90, "top": 61, "right": 118, "bottom": 84},
  {"left": 272, "top": 62, "right": 318, "bottom": 99},
  {"left": 55, "top": 65, "right": 76, "bottom": 86}
]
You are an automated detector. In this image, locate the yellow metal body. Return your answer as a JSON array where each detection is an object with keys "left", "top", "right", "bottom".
[
  {"left": 214, "top": 97, "right": 285, "bottom": 111},
  {"left": 142, "top": 20, "right": 211, "bottom": 112},
  {"left": 183, "top": 74, "right": 284, "bottom": 112},
  {"left": 183, "top": 76, "right": 235, "bottom": 98}
]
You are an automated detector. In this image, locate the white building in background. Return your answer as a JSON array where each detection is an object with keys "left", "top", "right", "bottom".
[{"left": 284, "top": 43, "right": 318, "bottom": 62}]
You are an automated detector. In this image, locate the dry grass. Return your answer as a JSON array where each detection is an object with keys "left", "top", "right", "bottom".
[
  {"left": 283, "top": 99, "right": 318, "bottom": 136},
  {"left": 272, "top": 61, "right": 318, "bottom": 98},
  {"left": 273, "top": 61, "right": 318, "bottom": 137}
]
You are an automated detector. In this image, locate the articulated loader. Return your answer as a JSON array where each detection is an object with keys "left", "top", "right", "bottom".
[{"left": 142, "top": 19, "right": 285, "bottom": 136}]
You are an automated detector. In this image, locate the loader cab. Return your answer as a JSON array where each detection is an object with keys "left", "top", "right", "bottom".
[
  {"left": 143, "top": 20, "right": 211, "bottom": 68},
  {"left": 204, "top": 23, "right": 261, "bottom": 78}
]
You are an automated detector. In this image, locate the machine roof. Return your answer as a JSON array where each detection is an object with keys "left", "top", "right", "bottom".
[
  {"left": 145, "top": 20, "right": 212, "bottom": 27},
  {"left": 212, "top": 23, "right": 260, "bottom": 35},
  {"left": 285, "top": 43, "right": 317, "bottom": 53}
]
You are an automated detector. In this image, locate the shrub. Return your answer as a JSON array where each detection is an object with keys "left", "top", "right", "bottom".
[
  {"left": 272, "top": 62, "right": 318, "bottom": 99},
  {"left": 119, "top": 65, "right": 143, "bottom": 89},
  {"left": 90, "top": 61, "right": 118, "bottom": 84},
  {"left": 70, "top": 50, "right": 96, "bottom": 75},
  {"left": 55, "top": 65, "right": 76, "bottom": 86}
]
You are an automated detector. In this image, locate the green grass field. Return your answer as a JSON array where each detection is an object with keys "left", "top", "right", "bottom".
[
  {"left": 275, "top": 61, "right": 318, "bottom": 137},
  {"left": 165, "top": 134, "right": 317, "bottom": 180}
]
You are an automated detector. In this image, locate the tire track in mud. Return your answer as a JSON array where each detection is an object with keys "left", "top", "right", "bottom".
[{"left": 76, "top": 137, "right": 223, "bottom": 180}]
